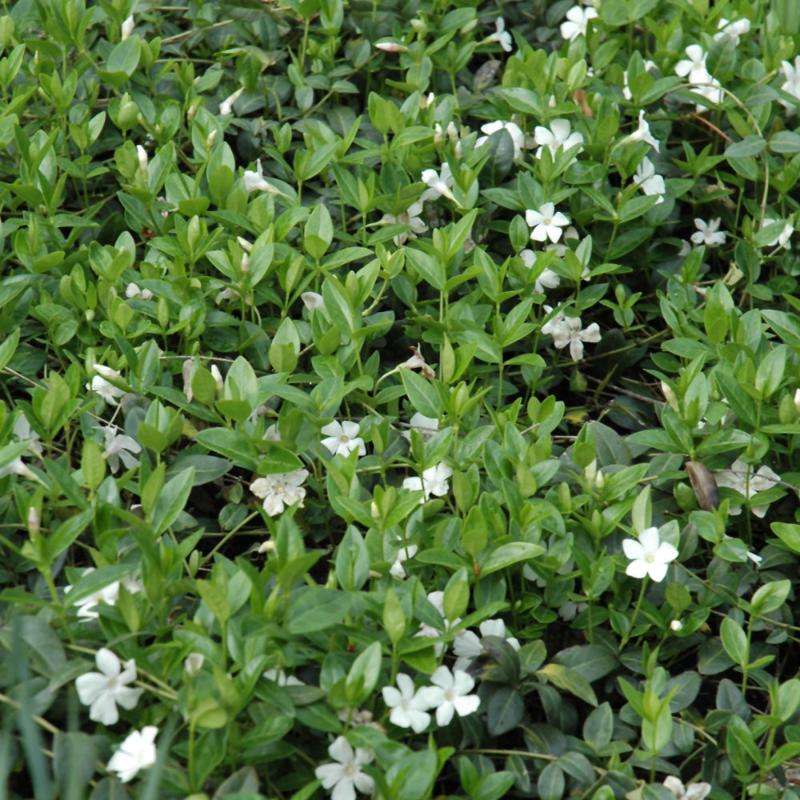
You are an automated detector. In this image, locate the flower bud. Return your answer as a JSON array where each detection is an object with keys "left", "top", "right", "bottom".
[
  {"left": 795, "top": 388, "right": 800, "bottom": 414},
  {"left": 120, "top": 14, "right": 135, "bottom": 40},
  {"left": 210, "top": 364, "right": 224, "bottom": 392},
  {"left": 205, "top": 129, "right": 217, "bottom": 148},
  {"left": 136, "top": 144, "right": 148, "bottom": 175},
  {"left": 375, "top": 41, "right": 406, "bottom": 53},
  {"left": 184, "top": 652, "right": 204, "bottom": 676},
  {"left": 27, "top": 506, "right": 40, "bottom": 537},
  {"left": 670, "top": 619, "right": 683, "bottom": 632}
]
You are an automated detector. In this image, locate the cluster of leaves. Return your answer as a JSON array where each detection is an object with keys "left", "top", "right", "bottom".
[{"left": 2, "top": 0, "right": 800, "bottom": 798}]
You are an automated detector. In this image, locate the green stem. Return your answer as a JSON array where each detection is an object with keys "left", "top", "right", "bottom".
[{"left": 619, "top": 578, "right": 648, "bottom": 649}]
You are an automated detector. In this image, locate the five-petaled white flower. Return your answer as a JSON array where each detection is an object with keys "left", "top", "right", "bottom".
[
  {"left": 633, "top": 158, "right": 666, "bottom": 204},
  {"left": 780, "top": 57, "right": 800, "bottom": 110},
  {"left": 389, "top": 545, "right": 418, "bottom": 579},
  {"left": 66, "top": 568, "right": 141, "bottom": 621},
  {"left": 714, "top": 17, "right": 751, "bottom": 46},
  {"left": 622, "top": 527, "right": 679, "bottom": 583},
  {"left": 418, "top": 666, "right": 480, "bottom": 726},
  {"left": 381, "top": 201, "right": 428, "bottom": 245},
  {"left": 761, "top": 218, "right": 794, "bottom": 249},
  {"left": 243, "top": 159, "right": 280, "bottom": 194},
  {"left": 624, "top": 110, "right": 661, "bottom": 152},
  {"left": 534, "top": 119, "right": 584, "bottom": 160},
  {"left": 526, "top": 203, "right": 571, "bottom": 244},
  {"left": 675, "top": 45, "right": 712, "bottom": 86},
  {"left": 402, "top": 412, "right": 439, "bottom": 442},
  {"left": 521, "top": 250, "right": 561, "bottom": 293},
  {"left": 315, "top": 736, "right": 375, "bottom": 800},
  {"left": 75, "top": 648, "right": 143, "bottom": 726},
  {"left": 421, "top": 163, "right": 455, "bottom": 202},
  {"left": 403, "top": 462, "right": 453, "bottom": 502},
  {"left": 560, "top": 5, "right": 598, "bottom": 41},
  {"left": 662, "top": 776, "right": 712, "bottom": 800},
  {"left": 107, "top": 726, "right": 158, "bottom": 783},
  {"left": 715, "top": 459, "right": 781, "bottom": 518},
  {"left": 102, "top": 425, "right": 141, "bottom": 473},
  {"left": 541, "top": 309, "right": 601, "bottom": 361},
  {"left": 485, "top": 17, "right": 513, "bottom": 52},
  {"left": 691, "top": 218, "right": 726, "bottom": 247},
  {"left": 321, "top": 420, "right": 366, "bottom": 458},
  {"left": 87, "top": 365, "right": 125, "bottom": 405},
  {"left": 476, "top": 120, "right": 525, "bottom": 161},
  {"left": 382, "top": 674, "right": 432, "bottom": 733},
  {"left": 454, "top": 618, "right": 521, "bottom": 672},
  {"left": 250, "top": 470, "right": 309, "bottom": 516}
]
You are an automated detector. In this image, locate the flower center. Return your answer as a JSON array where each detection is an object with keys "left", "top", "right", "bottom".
[
  {"left": 344, "top": 763, "right": 358, "bottom": 777},
  {"left": 444, "top": 689, "right": 455, "bottom": 702},
  {"left": 542, "top": 216, "right": 553, "bottom": 225},
  {"left": 338, "top": 434, "right": 350, "bottom": 443},
  {"left": 644, "top": 553, "right": 656, "bottom": 564}
]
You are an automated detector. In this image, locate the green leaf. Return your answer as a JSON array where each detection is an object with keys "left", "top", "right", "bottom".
[
  {"left": 400, "top": 369, "right": 441, "bottom": 417},
  {"left": 750, "top": 580, "right": 790, "bottom": 617},
  {"left": 486, "top": 687, "right": 524, "bottom": 736},
  {"left": 537, "top": 663, "right": 598, "bottom": 706},
  {"left": 303, "top": 203, "right": 333, "bottom": 260},
  {"left": 286, "top": 587, "right": 350, "bottom": 634},
  {"left": 769, "top": 130, "right": 800, "bottom": 154},
  {"left": 151, "top": 467, "right": 195, "bottom": 536},
  {"left": 537, "top": 763, "right": 565, "bottom": 800},
  {"left": 345, "top": 640, "right": 382, "bottom": 705},
  {"left": 335, "top": 526, "right": 369, "bottom": 591},
  {"left": 0, "top": 327, "right": 20, "bottom": 372},
  {"left": 195, "top": 428, "right": 259, "bottom": 470},
  {"left": 583, "top": 702, "right": 613, "bottom": 751},
  {"left": 771, "top": 522, "right": 800, "bottom": 554},
  {"left": 480, "top": 542, "right": 544, "bottom": 576},
  {"left": 720, "top": 617, "right": 748, "bottom": 666},
  {"left": 257, "top": 444, "right": 304, "bottom": 475},
  {"left": 725, "top": 135, "right": 766, "bottom": 159}
]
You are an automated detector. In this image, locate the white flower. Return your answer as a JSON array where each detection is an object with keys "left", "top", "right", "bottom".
[
  {"left": 397, "top": 344, "right": 435, "bottom": 379},
  {"left": 403, "top": 462, "right": 453, "bottom": 502},
  {"left": 120, "top": 14, "right": 135, "bottom": 40},
  {"left": 125, "top": 283, "right": 153, "bottom": 300},
  {"left": 107, "top": 726, "right": 158, "bottom": 783},
  {"left": 662, "top": 776, "right": 712, "bottom": 800},
  {"left": 691, "top": 78, "right": 723, "bottom": 109},
  {"left": 421, "top": 163, "right": 455, "bottom": 202},
  {"left": 633, "top": 157, "right": 666, "bottom": 203},
  {"left": 526, "top": 203, "right": 571, "bottom": 244},
  {"left": 263, "top": 423, "right": 281, "bottom": 442},
  {"left": 476, "top": 120, "right": 525, "bottom": 161},
  {"left": 486, "top": 17, "right": 512, "bottom": 52},
  {"left": 541, "top": 308, "right": 601, "bottom": 361},
  {"left": 263, "top": 668, "right": 304, "bottom": 686},
  {"left": 691, "top": 218, "right": 726, "bottom": 247},
  {"left": 780, "top": 57, "right": 800, "bottom": 110},
  {"left": 558, "top": 601, "right": 588, "bottom": 622},
  {"left": 624, "top": 110, "right": 660, "bottom": 152},
  {"left": 417, "top": 666, "right": 480, "bottom": 726},
  {"left": 402, "top": 412, "right": 439, "bottom": 442},
  {"left": 101, "top": 426, "right": 141, "bottom": 473},
  {"left": 219, "top": 87, "right": 244, "bottom": 115},
  {"left": 66, "top": 569, "right": 140, "bottom": 621},
  {"left": 389, "top": 545, "right": 418, "bottom": 579},
  {"left": 715, "top": 459, "right": 781, "bottom": 518},
  {"left": 560, "top": 5, "right": 598, "bottom": 41},
  {"left": 453, "top": 619, "right": 521, "bottom": 671},
  {"left": 12, "top": 414, "right": 43, "bottom": 456},
  {"left": 243, "top": 159, "right": 280, "bottom": 194},
  {"left": 622, "top": 526, "right": 679, "bottom": 583},
  {"left": 136, "top": 145, "right": 148, "bottom": 175},
  {"left": 320, "top": 420, "right": 366, "bottom": 458},
  {"left": 250, "top": 470, "right": 309, "bottom": 516},
  {"left": 714, "top": 17, "right": 751, "bottom": 46},
  {"left": 315, "top": 736, "right": 375, "bottom": 800},
  {"left": 184, "top": 653, "right": 205, "bottom": 676},
  {"left": 87, "top": 366, "right": 125, "bottom": 405},
  {"left": 521, "top": 250, "right": 562, "bottom": 293},
  {"left": 675, "top": 45, "right": 712, "bottom": 85},
  {"left": 75, "top": 648, "right": 143, "bottom": 726},
  {"left": 416, "top": 590, "right": 460, "bottom": 655},
  {"left": 381, "top": 200, "right": 427, "bottom": 245},
  {"left": 382, "top": 674, "right": 432, "bottom": 732},
  {"left": 375, "top": 40, "right": 407, "bottom": 53},
  {"left": 761, "top": 218, "right": 794, "bottom": 249},
  {"left": 533, "top": 119, "right": 584, "bottom": 160}
]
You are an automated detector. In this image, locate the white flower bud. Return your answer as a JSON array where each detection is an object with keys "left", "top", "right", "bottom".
[
  {"left": 27, "top": 506, "right": 40, "bottom": 537},
  {"left": 661, "top": 381, "right": 678, "bottom": 410},
  {"left": 375, "top": 41, "right": 407, "bottom": 53},
  {"left": 184, "top": 653, "right": 204, "bottom": 676},
  {"left": 670, "top": 619, "right": 683, "bottom": 632},
  {"left": 206, "top": 129, "right": 217, "bottom": 148},
  {"left": 218, "top": 87, "right": 244, "bottom": 116},
  {"left": 454, "top": 140, "right": 463, "bottom": 159},
  {"left": 434, "top": 123, "right": 444, "bottom": 144},
  {"left": 210, "top": 364, "right": 224, "bottom": 392},
  {"left": 794, "top": 388, "right": 800, "bottom": 414},
  {"left": 257, "top": 539, "right": 275, "bottom": 553},
  {"left": 121, "top": 14, "right": 135, "bottom": 40},
  {"left": 446, "top": 121, "right": 458, "bottom": 142},
  {"left": 136, "top": 145, "right": 148, "bottom": 175},
  {"left": 237, "top": 236, "right": 253, "bottom": 253}
]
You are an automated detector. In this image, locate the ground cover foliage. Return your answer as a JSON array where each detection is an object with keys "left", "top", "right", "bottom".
[{"left": 1, "top": 0, "right": 800, "bottom": 797}]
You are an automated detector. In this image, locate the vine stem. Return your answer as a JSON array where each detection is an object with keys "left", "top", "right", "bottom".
[{"left": 619, "top": 577, "right": 649, "bottom": 649}]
